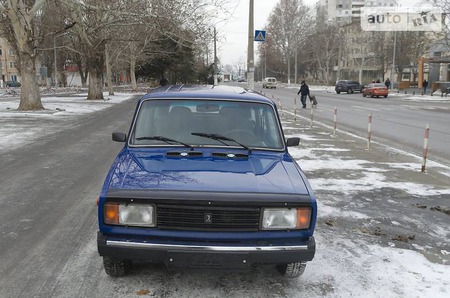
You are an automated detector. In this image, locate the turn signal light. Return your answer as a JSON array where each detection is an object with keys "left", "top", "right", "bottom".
[
  {"left": 104, "top": 203, "right": 119, "bottom": 224},
  {"left": 296, "top": 208, "right": 311, "bottom": 229}
]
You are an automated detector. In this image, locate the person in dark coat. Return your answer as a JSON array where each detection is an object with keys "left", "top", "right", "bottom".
[
  {"left": 159, "top": 76, "right": 168, "bottom": 87},
  {"left": 423, "top": 79, "right": 428, "bottom": 94},
  {"left": 384, "top": 78, "right": 391, "bottom": 89},
  {"left": 297, "top": 80, "right": 310, "bottom": 108}
]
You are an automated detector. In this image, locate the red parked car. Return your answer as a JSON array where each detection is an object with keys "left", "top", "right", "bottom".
[{"left": 362, "top": 83, "right": 388, "bottom": 98}]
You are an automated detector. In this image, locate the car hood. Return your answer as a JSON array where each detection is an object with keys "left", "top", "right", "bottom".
[{"left": 107, "top": 150, "right": 309, "bottom": 194}]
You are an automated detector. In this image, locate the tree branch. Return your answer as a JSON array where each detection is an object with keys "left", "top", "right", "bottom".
[{"left": 30, "top": 0, "right": 47, "bottom": 17}]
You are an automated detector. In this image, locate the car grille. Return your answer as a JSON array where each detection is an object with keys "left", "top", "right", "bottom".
[{"left": 157, "top": 204, "right": 260, "bottom": 231}]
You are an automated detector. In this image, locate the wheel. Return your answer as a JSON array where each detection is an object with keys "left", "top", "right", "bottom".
[
  {"left": 370, "top": 93, "right": 374, "bottom": 98},
  {"left": 347, "top": 88, "right": 353, "bottom": 94},
  {"left": 277, "top": 262, "right": 307, "bottom": 278},
  {"left": 224, "top": 129, "right": 258, "bottom": 144},
  {"left": 336, "top": 91, "right": 340, "bottom": 94},
  {"left": 384, "top": 95, "right": 388, "bottom": 98},
  {"left": 103, "top": 256, "right": 131, "bottom": 277}
]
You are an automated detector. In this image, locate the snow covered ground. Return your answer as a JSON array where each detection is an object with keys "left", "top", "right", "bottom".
[{"left": 1, "top": 89, "right": 449, "bottom": 297}]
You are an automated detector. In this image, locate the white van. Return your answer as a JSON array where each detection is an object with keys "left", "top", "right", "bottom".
[{"left": 263, "top": 77, "right": 277, "bottom": 89}]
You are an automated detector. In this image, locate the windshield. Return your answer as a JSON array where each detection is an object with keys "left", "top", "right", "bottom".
[{"left": 129, "top": 99, "right": 284, "bottom": 150}]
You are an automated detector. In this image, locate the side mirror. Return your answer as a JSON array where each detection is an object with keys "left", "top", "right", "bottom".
[
  {"left": 286, "top": 137, "right": 300, "bottom": 147},
  {"left": 112, "top": 132, "right": 126, "bottom": 142}
]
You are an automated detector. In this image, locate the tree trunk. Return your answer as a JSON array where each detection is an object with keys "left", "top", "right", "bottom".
[
  {"left": 130, "top": 57, "right": 137, "bottom": 91},
  {"left": 18, "top": 54, "right": 44, "bottom": 110},
  {"left": 87, "top": 69, "right": 104, "bottom": 100},
  {"left": 105, "top": 45, "right": 114, "bottom": 96},
  {"left": 87, "top": 50, "right": 104, "bottom": 100},
  {"left": 287, "top": 50, "right": 291, "bottom": 85}
]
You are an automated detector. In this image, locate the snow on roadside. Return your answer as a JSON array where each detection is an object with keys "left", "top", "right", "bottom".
[{"left": 0, "top": 93, "right": 136, "bottom": 152}]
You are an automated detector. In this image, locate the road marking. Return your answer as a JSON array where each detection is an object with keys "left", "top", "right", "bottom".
[
  {"left": 352, "top": 105, "right": 396, "bottom": 111},
  {"left": 401, "top": 105, "right": 450, "bottom": 111}
]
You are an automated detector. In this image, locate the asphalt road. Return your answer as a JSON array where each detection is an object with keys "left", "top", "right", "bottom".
[
  {"left": 0, "top": 91, "right": 448, "bottom": 297},
  {"left": 255, "top": 83, "right": 450, "bottom": 167},
  {"left": 0, "top": 96, "right": 137, "bottom": 297}
]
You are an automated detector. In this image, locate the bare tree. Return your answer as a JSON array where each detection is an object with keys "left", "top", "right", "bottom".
[
  {"left": 308, "top": 25, "right": 340, "bottom": 84},
  {"left": 425, "top": 0, "right": 450, "bottom": 43},
  {"left": 0, "top": 0, "right": 48, "bottom": 110},
  {"left": 265, "top": 0, "right": 314, "bottom": 84}
]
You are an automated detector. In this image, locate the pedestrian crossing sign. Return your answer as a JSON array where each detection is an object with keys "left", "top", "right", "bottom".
[{"left": 254, "top": 30, "right": 266, "bottom": 42}]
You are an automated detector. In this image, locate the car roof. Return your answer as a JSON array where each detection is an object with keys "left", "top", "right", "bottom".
[{"left": 140, "top": 84, "right": 275, "bottom": 105}]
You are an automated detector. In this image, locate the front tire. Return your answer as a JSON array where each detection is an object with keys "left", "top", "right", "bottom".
[
  {"left": 336, "top": 91, "right": 341, "bottom": 94},
  {"left": 103, "top": 256, "right": 131, "bottom": 277},
  {"left": 277, "top": 262, "right": 307, "bottom": 278},
  {"left": 347, "top": 88, "right": 353, "bottom": 94}
]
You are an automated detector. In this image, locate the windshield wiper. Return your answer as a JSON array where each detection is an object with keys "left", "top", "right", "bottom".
[
  {"left": 191, "top": 132, "right": 251, "bottom": 153},
  {"left": 135, "top": 135, "right": 193, "bottom": 149}
]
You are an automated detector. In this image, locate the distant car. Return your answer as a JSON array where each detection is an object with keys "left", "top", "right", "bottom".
[
  {"left": 262, "top": 77, "right": 277, "bottom": 89},
  {"left": 362, "top": 83, "right": 388, "bottom": 98},
  {"left": 237, "top": 77, "right": 246, "bottom": 82},
  {"left": 335, "top": 80, "right": 363, "bottom": 94},
  {"left": 5, "top": 81, "right": 21, "bottom": 87},
  {"left": 97, "top": 84, "right": 317, "bottom": 278}
]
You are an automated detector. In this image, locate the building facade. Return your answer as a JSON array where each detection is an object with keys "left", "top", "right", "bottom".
[
  {"left": 0, "top": 37, "right": 20, "bottom": 87},
  {"left": 317, "top": 0, "right": 400, "bottom": 84}
]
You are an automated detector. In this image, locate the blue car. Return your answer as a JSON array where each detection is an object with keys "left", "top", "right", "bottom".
[{"left": 97, "top": 85, "right": 317, "bottom": 277}]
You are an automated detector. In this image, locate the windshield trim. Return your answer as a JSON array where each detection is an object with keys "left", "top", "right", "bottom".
[{"left": 128, "top": 143, "right": 286, "bottom": 152}]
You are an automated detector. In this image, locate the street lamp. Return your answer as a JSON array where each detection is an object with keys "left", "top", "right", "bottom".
[
  {"left": 54, "top": 32, "right": 68, "bottom": 87},
  {"left": 390, "top": 1, "right": 399, "bottom": 90},
  {"left": 390, "top": 30, "right": 397, "bottom": 89}
]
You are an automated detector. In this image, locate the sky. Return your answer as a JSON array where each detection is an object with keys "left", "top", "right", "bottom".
[
  {"left": 0, "top": 87, "right": 449, "bottom": 296},
  {"left": 214, "top": 0, "right": 425, "bottom": 68}
]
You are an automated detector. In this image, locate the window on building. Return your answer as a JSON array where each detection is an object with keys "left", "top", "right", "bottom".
[
  {"left": 0, "top": 49, "right": 2, "bottom": 55},
  {"left": 9, "top": 62, "right": 14, "bottom": 68},
  {"left": 0, "top": 62, "right": 2, "bottom": 69},
  {"left": 9, "top": 49, "right": 14, "bottom": 55},
  {"left": 11, "top": 75, "right": 17, "bottom": 81}
]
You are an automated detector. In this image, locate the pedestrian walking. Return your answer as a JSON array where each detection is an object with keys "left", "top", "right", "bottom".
[
  {"left": 297, "top": 80, "right": 310, "bottom": 109},
  {"left": 384, "top": 78, "right": 391, "bottom": 89},
  {"left": 422, "top": 79, "right": 428, "bottom": 94}
]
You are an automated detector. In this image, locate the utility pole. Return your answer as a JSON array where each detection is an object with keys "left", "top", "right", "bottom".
[
  {"left": 247, "top": 0, "right": 254, "bottom": 90},
  {"left": 391, "top": 30, "right": 397, "bottom": 90},
  {"left": 214, "top": 27, "right": 218, "bottom": 86},
  {"left": 264, "top": 44, "right": 267, "bottom": 78}
]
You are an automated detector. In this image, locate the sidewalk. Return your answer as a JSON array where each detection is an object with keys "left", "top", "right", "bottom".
[
  {"left": 281, "top": 110, "right": 450, "bottom": 270},
  {"left": 281, "top": 109, "right": 450, "bottom": 210}
]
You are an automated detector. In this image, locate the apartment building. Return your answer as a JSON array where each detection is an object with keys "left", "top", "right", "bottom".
[
  {"left": 317, "top": 0, "right": 399, "bottom": 83},
  {"left": 0, "top": 37, "right": 20, "bottom": 87}
]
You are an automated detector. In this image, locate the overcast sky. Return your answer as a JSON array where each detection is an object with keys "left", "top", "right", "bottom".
[{"left": 214, "top": 0, "right": 425, "bottom": 68}]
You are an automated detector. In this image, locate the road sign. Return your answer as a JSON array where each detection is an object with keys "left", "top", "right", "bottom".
[{"left": 254, "top": 30, "right": 266, "bottom": 42}]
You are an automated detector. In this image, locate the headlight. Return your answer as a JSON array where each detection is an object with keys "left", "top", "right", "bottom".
[
  {"left": 104, "top": 203, "right": 155, "bottom": 227},
  {"left": 261, "top": 208, "right": 311, "bottom": 230}
]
